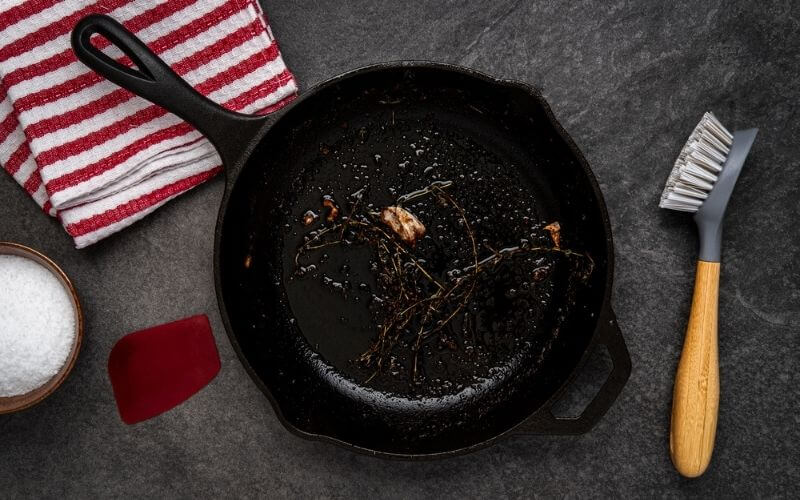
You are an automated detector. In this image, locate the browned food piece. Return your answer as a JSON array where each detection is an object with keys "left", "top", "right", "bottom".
[
  {"left": 302, "top": 210, "right": 318, "bottom": 226},
  {"left": 531, "top": 265, "right": 550, "bottom": 282},
  {"left": 544, "top": 221, "right": 561, "bottom": 249},
  {"left": 380, "top": 206, "right": 426, "bottom": 247},
  {"left": 322, "top": 197, "right": 339, "bottom": 221}
]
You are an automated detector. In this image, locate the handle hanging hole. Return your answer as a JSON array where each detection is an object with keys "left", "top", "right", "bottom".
[{"left": 88, "top": 32, "right": 141, "bottom": 72}]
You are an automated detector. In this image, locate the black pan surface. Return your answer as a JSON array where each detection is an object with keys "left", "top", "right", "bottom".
[
  {"left": 220, "top": 67, "right": 610, "bottom": 455},
  {"left": 72, "top": 15, "right": 630, "bottom": 458}
]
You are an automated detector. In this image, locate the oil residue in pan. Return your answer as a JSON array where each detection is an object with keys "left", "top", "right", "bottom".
[{"left": 282, "top": 112, "right": 593, "bottom": 398}]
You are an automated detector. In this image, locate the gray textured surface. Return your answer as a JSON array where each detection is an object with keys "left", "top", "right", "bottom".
[{"left": 1, "top": 0, "right": 799, "bottom": 497}]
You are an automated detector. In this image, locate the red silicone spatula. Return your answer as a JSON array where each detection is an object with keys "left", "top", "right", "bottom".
[{"left": 108, "top": 314, "right": 220, "bottom": 424}]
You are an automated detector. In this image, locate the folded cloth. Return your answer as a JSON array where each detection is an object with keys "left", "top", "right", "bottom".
[{"left": 0, "top": 0, "right": 297, "bottom": 248}]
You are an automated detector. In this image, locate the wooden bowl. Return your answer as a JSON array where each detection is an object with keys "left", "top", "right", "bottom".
[{"left": 0, "top": 242, "right": 84, "bottom": 414}]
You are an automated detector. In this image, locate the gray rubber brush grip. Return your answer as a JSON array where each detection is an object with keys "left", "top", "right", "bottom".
[{"left": 694, "top": 128, "right": 758, "bottom": 262}]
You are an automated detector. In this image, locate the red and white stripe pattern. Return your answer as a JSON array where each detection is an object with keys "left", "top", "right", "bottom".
[{"left": 0, "top": 0, "right": 296, "bottom": 248}]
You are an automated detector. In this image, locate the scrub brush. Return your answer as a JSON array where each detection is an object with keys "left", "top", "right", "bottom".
[{"left": 660, "top": 112, "right": 757, "bottom": 477}]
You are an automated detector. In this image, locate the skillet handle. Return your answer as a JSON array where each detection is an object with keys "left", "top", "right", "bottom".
[
  {"left": 71, "top": 14, "right": 264, "bottom": 167},
  {"left": 517, "top": 305, "right": 631, "bottom": 434}
]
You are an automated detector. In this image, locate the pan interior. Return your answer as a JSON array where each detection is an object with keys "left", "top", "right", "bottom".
[{"left": 219, "top": 66, "right": 609, "bottom": 455}]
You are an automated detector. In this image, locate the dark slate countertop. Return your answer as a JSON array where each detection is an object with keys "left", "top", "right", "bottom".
[{"left": 2, "top": 1, "right": 798, "bottom": 497}]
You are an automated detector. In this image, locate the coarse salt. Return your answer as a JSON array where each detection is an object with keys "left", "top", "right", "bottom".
[{"left": 0, "top": 255, "right": 76, "bottom": 397}]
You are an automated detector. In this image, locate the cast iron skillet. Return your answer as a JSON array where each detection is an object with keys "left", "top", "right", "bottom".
[{"left": 72, "top": 15, "right": 631, "bottom": 458}]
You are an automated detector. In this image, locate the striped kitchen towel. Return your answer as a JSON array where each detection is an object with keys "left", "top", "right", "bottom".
[{"left": 0, "top": 0, "right": 297, "bottom": 248}]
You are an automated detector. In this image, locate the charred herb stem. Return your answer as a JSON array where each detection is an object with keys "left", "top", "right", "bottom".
[{"left": 293, "top": 181, "right": 594, "bottom": 385}]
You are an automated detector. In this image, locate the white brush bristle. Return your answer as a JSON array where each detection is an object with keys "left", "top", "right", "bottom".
[{"left": 659, "top": 112, "right": 734, "bottom": 212}]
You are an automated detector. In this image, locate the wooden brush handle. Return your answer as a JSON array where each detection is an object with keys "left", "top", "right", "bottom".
[{"left": 670, "top": 260, "right": 720, "bottom": 477}]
